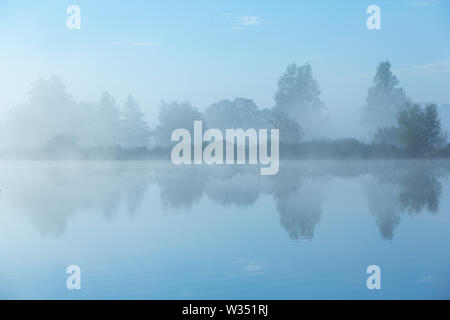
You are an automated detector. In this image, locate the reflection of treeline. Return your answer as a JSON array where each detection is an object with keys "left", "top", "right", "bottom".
[
  {"left": 2, "top": 161, "right": 448, "bottom": 240},
  {"left": 362, "top": 161, "right": 446, "bottom": 239},
  {"left": 0, "top": 61, "right": 448, "bottom": 158}
]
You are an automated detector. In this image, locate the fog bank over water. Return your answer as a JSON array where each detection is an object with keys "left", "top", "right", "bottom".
[{"left": 1, "top": 61, "right": 448, "bottom": 158}]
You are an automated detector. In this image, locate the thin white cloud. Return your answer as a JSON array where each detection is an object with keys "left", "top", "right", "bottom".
[
  {"left": 241, "top": 261, "right": 265, "bottom": 275},
  {"left": 233, "top": 258, "right": 266, "bottom": 276},
  {"left": 228, "top": 15, "right": 265, "bottom": 31},
  {"left": 344, "top": 58, "right": 450, "bottom": 80},
  {"left": 412, "top": 0, "right": 450, "bottom": 6},
  {"left": 395, "top": 58, "right": 450, "bottom": 77},
  {"left": 112, "top": 41, "right": 160, "bottom": 47},
  {"left": 242, "top": 263, "right": 264, "bottom": 273},
  {"left": 240, "top": 16, "right": 264, "bottom": 27}
]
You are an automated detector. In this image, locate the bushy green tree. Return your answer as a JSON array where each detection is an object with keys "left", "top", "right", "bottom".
[
  {"left": 5, "top": 76, "right": 77, "bottom": 147},
  {"left": 275, "top": 63, "right": 323, "bottom": 113},
  {"left": 271, "top": 110, "right": 303, "bottom": 144},
  {"left": 204, "top": 98, "right": 270, "bottom": 131},
  {"left": 274, "top": 63, "right": 327, "bottom": 139},
  {"left": 156, "top": 101, "right": 202, "bottom": 147},
  {"left": 362, "top": 61, "right": 409, "bottom": 132},
  {"left": 373, "top": 126, "right": 401, "bottom": 146},
  {"left": 398, "top": 103, "right": 446, "bottom": 154}
]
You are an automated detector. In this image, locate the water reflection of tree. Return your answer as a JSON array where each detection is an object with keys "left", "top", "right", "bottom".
[
  {"left": 154, "top": 165, "right": 208, "bottom": 210},
  {"left": 363, "top": 162, "right": 446, "bottom": 239},
  {"left": 205, "top": 172, "right": 268, "bottom": 207},
  {"left": 2, "top": 161, "right": 447, "bottom": 240},
  {"left": 397, "top": 170, "right": 442, "bottom": 214},
  {"left": 121, "top": 163, "right": 152, "bottom": 217},
  {"left": 1, "top": 162, "right": 150, "bottom": 236},
  {"left": 275, "top": 182, "right": 325, "bottom": 240},
  {"left": 156, "top": 163, "right": 326, "bottom": 240},
  {"left": 363, "top": 177, "right": 401, "bottom": 240},
  {"left": 272, "top": 165, "right": 326, "bottom": 240}
]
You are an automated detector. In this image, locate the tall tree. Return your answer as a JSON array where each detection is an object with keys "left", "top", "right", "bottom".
[
  {"left": 96, "top": 91, "right": 121, "bottom": 145},
  {"left": 156, "top": 101, "right": 202, "bottom": 147},
  {"left": 274, "top": 63, "right": 327, "bottom": 139},
  {"left": 424, "top": 104, "right": 445, "bottom": 148},
  {"left": 4, "top": 76, "right": 77, "bottom": 147},
  {"left": 362, "top": 61, "right": 409, "bottom": 132},
  {"left": 120, "top": 95, "right": 150, "bottom": 147}
]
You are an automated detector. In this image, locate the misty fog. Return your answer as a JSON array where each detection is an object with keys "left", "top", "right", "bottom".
[{"left": 0, "top": 61, "right": 448, "bottom": 160}]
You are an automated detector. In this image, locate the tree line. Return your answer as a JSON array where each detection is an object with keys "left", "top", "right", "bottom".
[{"left": 0, "top": 61, "right": 448, "bottom": 159}]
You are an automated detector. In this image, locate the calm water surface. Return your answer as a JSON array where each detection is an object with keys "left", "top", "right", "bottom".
[{"left": 0, "top": 160, "right": 449, "bottom": 299}]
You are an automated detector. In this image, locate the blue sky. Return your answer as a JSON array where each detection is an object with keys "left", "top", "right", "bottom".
[{"left": 0, "top": 0, "right": 449, "bottom": 137}]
